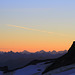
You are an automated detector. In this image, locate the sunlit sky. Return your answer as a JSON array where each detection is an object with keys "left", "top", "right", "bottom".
[{"left": 0, "top": 0, "right": 75, "bottom": 52}]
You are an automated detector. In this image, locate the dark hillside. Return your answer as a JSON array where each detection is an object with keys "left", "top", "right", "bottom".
[{"left": 42, "top": 41, "right": 75, "bottom": 74}]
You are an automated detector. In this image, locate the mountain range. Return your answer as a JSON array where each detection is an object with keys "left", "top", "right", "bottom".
[{"left": 0, "top": 41, "right": 75, "bottom": 75}]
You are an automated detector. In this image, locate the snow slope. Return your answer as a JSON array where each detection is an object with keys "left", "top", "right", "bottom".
[
  {"left": 52, "top": 69, "right": 75, "bottom": 75},
  {"left": 4, "top": 62, "right": 52, "bottom": 75},
  {"left": 4, "top": 63, "right": 75, "bottom": 75},
  {"left": 44, "top": 64, "right": 75, "bottom": 75},
  {"left": 14, "top": 62, "right": 51, "bottom": 75},
  {"left": 0, "top": 71, "right": 3, "bottom": 75}
]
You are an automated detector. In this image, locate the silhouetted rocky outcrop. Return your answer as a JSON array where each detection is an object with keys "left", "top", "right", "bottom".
[
  {"left": 0, "top": 66, "right": 8, "bottom": 71},
  {"left": 42, "top": 41, "right": 75, "bottom": 74}
]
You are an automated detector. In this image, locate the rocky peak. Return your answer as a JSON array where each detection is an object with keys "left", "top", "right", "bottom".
[
  {"left": 68, "top": 41, "right": 75, "bottom": 54},
  {"left": 42, "top": 41, "right": 75, "bottom": 74}
]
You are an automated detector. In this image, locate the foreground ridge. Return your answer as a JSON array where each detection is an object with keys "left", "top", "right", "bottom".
[{"left": 42, "top": 41, "right": 75, "bottom": 74}]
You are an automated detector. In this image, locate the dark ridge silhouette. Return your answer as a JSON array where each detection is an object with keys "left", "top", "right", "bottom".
[
  {"left": 42, "top": 41, "right": 75, "bottom": 74},
  {"left": 4, "top": 59, "right": 56, "bottom": 73},
  {"left": 0, "top": 66, "right": 8, "bottom": 71},
  {"left": 27, "top": 59, "right": 57, "bottom": 65}
]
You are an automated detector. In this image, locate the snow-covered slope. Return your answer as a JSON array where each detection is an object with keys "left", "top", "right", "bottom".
[
  {"left": 0, "top": 71, "right": 3, "bottom": 75},
  {"left": 14, "top": 63, "right": 52, "bottom": 75},
  {"left": 3, "top": 63, "right": 75, "bottom": 75},
  {"left": 52, "top": 69, "right": 75, "bottom": 75},
  {"left": 43, "top": 64, "right": 75, "bottom": 75},
  {"left": 4, "top": 62, "right": 52, "bottom": 75}
]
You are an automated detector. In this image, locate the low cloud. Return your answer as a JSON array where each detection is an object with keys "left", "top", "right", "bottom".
[
  {"left": 8, "top": 24, "right": 53, "bottom": 34},
  {"left": 24, "top": 25, "right": 40, "bottom": 27},
  {"left": 7, "top": 24, "right": 67, "bottom": 36}
]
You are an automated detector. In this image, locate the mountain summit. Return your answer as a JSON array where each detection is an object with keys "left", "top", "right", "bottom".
[
  {"left": 68, "top": 41, "right": 75, "bottom": 54},
  {"left": 42, "top": 41, "right": 75, "bottom": 74}
]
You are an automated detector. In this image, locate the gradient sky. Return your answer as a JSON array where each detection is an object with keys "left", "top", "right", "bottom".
[{"left": 0, "top": 0, "right": 75, "bottom": 52}]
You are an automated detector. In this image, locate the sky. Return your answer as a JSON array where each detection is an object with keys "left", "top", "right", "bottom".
[{"left": 0, "top": 0, "right": 75, "bottom": 52}]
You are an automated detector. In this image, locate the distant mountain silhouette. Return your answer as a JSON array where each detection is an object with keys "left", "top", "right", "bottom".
[
  {"left": 36, "top": 50, "right": 46, "bottom": 53},
  {"left": 21, "top": 50, "right": 30, "bottom": 54},
  {"left": 42, "top": 41, "right": 75, "bottom": 74}
]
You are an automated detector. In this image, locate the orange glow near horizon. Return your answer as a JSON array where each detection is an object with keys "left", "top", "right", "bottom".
[
  {"left": 0, "top": 26, "right": 73, "bottom": 52},
  {"left": 0, "top": 40, "right": 72, "bottom": 52},
  {"left": 0, "top": 25, "right": 73, "bottom": 52}
]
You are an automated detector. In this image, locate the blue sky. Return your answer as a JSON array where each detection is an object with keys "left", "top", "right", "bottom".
[
  {"left": 0, "top": 0, "right": 75, "bottom": 35},
  {"left": 0, "top": 0, "right": 75, "bottom": 8}
]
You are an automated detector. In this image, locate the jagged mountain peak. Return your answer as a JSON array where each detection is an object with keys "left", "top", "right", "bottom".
[
  {"left": 21, "top": 50, "right": 30, "bottom": 54},
  {"left": 68, "top": 41, "right": 75, "bottom": 54},
  {"left": 42, "top": 41, "right": 75, "bottom": 74}
]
